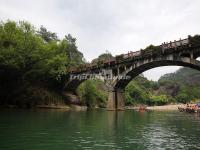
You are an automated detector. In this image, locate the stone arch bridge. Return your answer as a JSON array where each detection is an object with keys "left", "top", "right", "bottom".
[{"left": 64, "top": 36, "right": 200, "bottom": 110}]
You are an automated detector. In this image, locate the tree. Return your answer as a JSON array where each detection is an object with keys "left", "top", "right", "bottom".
[
  {"left": 149, "top": 94, "right": 168, "bottom": 106},
  {"left": 77, "top": 80, "right": 108, "bottom": 108},
  {"left": 125, "top": 80, "right": 149, "bottom": 105},
  {"left": 0, "top": 21, "right": 82, "bottom": 104},
  {"left": 64, "top": 34, "right": 84, "bottom": 67},
  {"left": 91, "top": 51, "right": 113, "bottom": 63},
  {"left": 37, "top": 26, "right": 58, "bottom": 42},
  {"left": 175, "top": 93, "right": 189, "bottom": 104}
]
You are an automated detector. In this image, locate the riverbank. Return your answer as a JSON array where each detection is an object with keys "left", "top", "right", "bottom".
[
  {"left": 126, "top": 104, "right": 185, "bottom": 111},
  {"left": 1, "top": 104, "right": 186, "bottom": 111},
  {"left": 147, "top": 104, "right": 185, "bottom": 111},
  {"left": 0, "top": 104, "right": 87, "bottom": 111},
  {"left": 37, "top": 105, "right": 88, "bottom": 111}
]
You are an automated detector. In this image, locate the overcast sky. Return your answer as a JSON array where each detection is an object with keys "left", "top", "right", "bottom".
[{"left": 1, "top": 0, "right": 200, "bottom": 80}]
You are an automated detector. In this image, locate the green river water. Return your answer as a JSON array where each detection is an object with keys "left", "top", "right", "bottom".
[{"left": 0, "top": 109, "right": 200, "bottom": 150}]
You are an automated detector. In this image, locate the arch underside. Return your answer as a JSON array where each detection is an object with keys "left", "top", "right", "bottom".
[
  {"left": 115, "top": 57, "right": 200, "bottom": 89},
  {"left": 64, "top": 79, "right": 86, "bottom": 94}
]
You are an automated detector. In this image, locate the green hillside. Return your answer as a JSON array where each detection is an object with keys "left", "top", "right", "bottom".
[
  {"left": 125, "top": 67, "right": 200, "bottom": 106},
  {"left": 158, "top": 67, "right": 200, "bottom": 103}
]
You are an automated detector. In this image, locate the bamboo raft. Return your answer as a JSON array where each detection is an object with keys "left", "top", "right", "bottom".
[{"left": 178, "top": 103, "right": 200, "bottom": 114}]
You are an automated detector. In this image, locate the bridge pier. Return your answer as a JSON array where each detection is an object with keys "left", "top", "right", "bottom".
[
  {"left": 116, "top": 88, "right": 125, "bottom": 111},
  {"left": 107, "top": 88, "right": 125, "bottom": 111},
  {"left": 107, "top": 88, "right": 116, "bottom": 111}
]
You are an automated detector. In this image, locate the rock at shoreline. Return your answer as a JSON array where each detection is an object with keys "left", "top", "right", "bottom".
[{"left": 70, "top": 105, "right": 87, "bottom": 111}]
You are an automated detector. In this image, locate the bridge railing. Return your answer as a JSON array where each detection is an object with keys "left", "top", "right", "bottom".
[{"left": 68, "top": 36, "right": 199, "bottom": 73}]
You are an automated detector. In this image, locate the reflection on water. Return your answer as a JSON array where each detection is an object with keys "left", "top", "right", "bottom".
[{"left": 0, "top": 109, "right": 200, "bottom": 150}]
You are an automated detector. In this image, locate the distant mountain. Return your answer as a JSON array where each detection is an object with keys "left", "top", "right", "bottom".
[
  {"left": 158, "top": 67, "right": 200, "bottom": 103},
  {"left": 158, "top": 67, "right": 200, "bottom": 86}
]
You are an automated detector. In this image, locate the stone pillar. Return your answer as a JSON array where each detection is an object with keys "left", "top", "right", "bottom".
[
  {"left": 116, "top": 88, "right": 125, "bottom": 111},
  {"left": 107, "top": 89, "right": 116, "bottom": 111}
]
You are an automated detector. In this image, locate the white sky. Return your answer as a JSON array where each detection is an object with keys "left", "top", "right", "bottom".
[{"left": 1, "top": 0, "right": 200, "bottom": 81}]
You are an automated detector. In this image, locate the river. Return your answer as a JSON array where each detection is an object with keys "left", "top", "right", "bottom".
[{"left": 0, "top": 109, "right": 200, "bottom": 150}]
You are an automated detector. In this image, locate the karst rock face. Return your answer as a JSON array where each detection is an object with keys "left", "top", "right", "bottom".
[{"left": 158, "top": 67, "right": 200, "bottom": 97}]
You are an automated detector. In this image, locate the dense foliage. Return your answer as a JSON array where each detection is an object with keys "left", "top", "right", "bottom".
[
  {"left": 0, "top": 20, "right": 83, "bottom": 107},
  {"left": 91, "top": 50, "right": 113, "bottom": 63},
  {"left": 125, "top": 75, "right": 170, "bottom": 106},
  {"left": 77, "top": 80, "right": 108, "bottom": 108}
]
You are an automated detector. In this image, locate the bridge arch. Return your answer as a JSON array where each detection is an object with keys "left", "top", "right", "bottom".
[
  {"left": 63, "top": 75, "right": 109, "bottom": 106},
  {"left": 64, "top": 78, "right": 86, "bottom": 94},
  {"left": 63, "top": 73, "right": 107, "bottom": 95},
  {"left": 114, "top": 57, "right": 200, "bottom": 89},
  {"left": 104, "top": 57, "right": 200, "bottom": 110}
]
